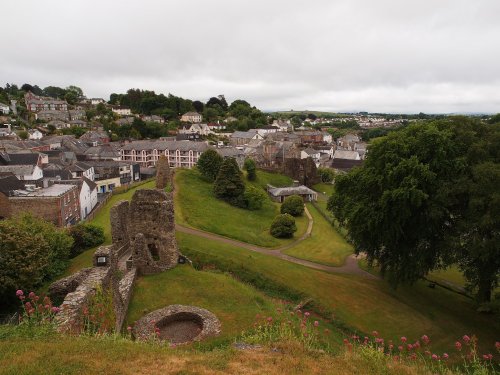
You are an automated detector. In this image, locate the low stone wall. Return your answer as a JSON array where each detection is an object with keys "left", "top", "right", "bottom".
[
  {"left": 133, "top": 305, "right": 221, "bottom": 344},
  {"left": 53, "top": 266, "right": 113, "bottom": 332},
  {"left": 117, "top": 267, "right": 137, "bottom": 330}
]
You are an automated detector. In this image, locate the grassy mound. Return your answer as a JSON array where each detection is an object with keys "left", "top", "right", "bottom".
[
  {"left": 178, "top": 232, "right": 500, "bottom": 354},
  {"left": 283, "top": 203, "right": 353, "bottom": 266},
  {"left": 126, "top": 265, "right": 279, "bottom": 345},
  {"left": 175, "top": 169, "right": 308, "bottom": 247}
]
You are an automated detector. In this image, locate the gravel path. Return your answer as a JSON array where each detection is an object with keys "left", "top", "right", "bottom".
[{"left": 176, "top": 207, "right": 377, "bottom": 279}]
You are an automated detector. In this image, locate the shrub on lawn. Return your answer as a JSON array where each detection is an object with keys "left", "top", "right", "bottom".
[
  {"left": 318, "top": 167, "right": 335, "bottom": 183},
  {"left": 280, "top": 195, "right": 305, "bottom": 216},
  {"left": 68, "top": 223, "right": 105, "bottom": 258},
  {"left": 270, "top": 214, "right": 297, "bottom": 238},
  {"left": 243, "top": 185, "right": 267, "bottom": 210}
]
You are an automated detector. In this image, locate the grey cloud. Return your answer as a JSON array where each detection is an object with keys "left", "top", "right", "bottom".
[{"left": 2, "top": 0, "right": 500, "bottom": 113}]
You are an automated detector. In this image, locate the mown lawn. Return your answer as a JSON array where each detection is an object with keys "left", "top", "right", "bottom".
[
  {"left": 283, "top": 204, "right": 353, "bottom": 266},
  {"left": 313, "top": 182, "right": 335, "bottom": 197},
  {"left": 177, "top": 232, "right": 500, "bottom": 354},
  {"left": 126, "top": 265, "right": 278, "bottom": 345},
  {"left": 64, "top": 180, "right": 157, "bottom": 275},
  {"left": 175, "top": 168, "right": 307, "bottom": 247}
]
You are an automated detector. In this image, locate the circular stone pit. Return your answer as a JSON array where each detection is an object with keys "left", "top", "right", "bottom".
[{"left": 133, "top": 305, "right": 221, "bottom": 344}]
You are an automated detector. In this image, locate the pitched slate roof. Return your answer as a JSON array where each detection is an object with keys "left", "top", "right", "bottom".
[
  {"left": 0, "top": 173, "right": 24, "bottom": 195},
  {"left": 267, "top": 185, "right": 317, "bottom": 197}
]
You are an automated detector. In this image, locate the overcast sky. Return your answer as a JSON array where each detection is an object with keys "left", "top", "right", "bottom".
[{"left": 2, "top": 0, "right": 500, "bottom": 113}]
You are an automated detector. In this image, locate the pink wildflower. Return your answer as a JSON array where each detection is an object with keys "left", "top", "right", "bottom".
[
  {"left": 400, "top": 336, "right": 407, "bottom": 343},
  {"left": 304, "top": 312, "right": 310, "bottom": 317},
  {"left": 51, "top": 306, "right": 60, "bottom": 313},
  {"left": 482, "top": 354, "right": 493, "bottom": 361},
  {"left": 462, "top": 335, "right": 471, "bottom": 344},
  {"left": 421, "top": 335, "right": 430, "bottom": 344},
  {"left": 431, "top": 354, "right": 438, "bottom": 360},
  {"left": 443, "top": 353, "right": 449, "bottom": 360},
  {"left": 372, "top": 330, "right": 379, "bottom": 337},
  {"left": 455, "top": 341, "right": 462, "bottom": 351},
  {"left": 398, "top": 345, "right": 404, "bottom": 352},
  {"left": 267, "top": 317, "right": 273, "bottom": 323},
  {"left": 16, "top": 290, "right": 24, "bottom": 297},
  {"left": 495, "top": 342, "right": 500, "bottom": 350},
  {"left": 314, "top": 321, "right": 319, "bottom": 327},
  {"left": 28, "top": 291, "right": 36, "bottom": 299},
  {"left": 44, "top": 305, "right": 50, "bottom": 310},
  {"left": 424, "top": 350, "right": 431, "bottom": 356},
  {"left": 389, "top": 344, "right": 394, "bottom": 351},
  {"left": 407, "top": 344, "right": 413, "bottom": 351},
  {"left": 304, "top": 332, "right": 308, "bottom": 338},
  {"left": 127, "top": 326, "right": 132, "bottom": 331}
]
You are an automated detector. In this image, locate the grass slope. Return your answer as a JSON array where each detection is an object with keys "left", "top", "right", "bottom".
[
  {"left": 126, "top": 265, "right": 278, "bottom": 345},
  {"left": 178, "top": 232, "right": 500, "bottom": 353},
  {"left": 175, "top": 169, "right": 307, "bottom": 247},
  {"left": 0, "top": 332, "right": 435, "bottom": 375},
  {"left": 283, "top": 203, "right": 353, "bottom": 267}
]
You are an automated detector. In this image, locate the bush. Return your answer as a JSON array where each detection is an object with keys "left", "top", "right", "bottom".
[
  {"left": 68, "top": 223, "right": 105, "bottom": 258},
  {"left": 318, "top": 167, "right": 335, "bottom": 183},
  {"left": 214, "top": 157, "right": 245, "bottom": 206},
  {"left": 243, "top": 185, "right": 267, "bottom": 210},
  {"left": 280, "top": 195, "right": 304, "bottom": 216},
  {"left": 0, "top": 214, "right": 73, "bottom": 309},
  {"left": 197, "top": 149, "right": 223, "bottom": 182},
  {"left": 270, "top": 214, "right": 297, "bottom": 238},
  {"left": 244, "top": 158, "right": 257, "bottom": 181}
]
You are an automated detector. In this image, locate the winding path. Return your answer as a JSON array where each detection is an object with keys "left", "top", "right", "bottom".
[{"left": 175, "top": 205, "right": 376, "bottom": 279}]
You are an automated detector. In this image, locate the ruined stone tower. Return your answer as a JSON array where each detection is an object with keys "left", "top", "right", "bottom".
[
  {"left": 110, "top": 189, "right": 179, "bottom": 275},
  {"left": 155, "top": 155, "right": 171, "bottom": 190}
]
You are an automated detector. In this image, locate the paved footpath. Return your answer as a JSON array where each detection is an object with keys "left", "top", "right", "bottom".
[{"left": 176, "top": 205, "right": 377, "bottom": 279}]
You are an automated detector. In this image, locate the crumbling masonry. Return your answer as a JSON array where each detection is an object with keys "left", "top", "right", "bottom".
[{"left": 49, "top": 187, "right": 179, "bottom": 332}]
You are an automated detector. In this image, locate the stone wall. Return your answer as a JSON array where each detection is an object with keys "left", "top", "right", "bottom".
[
  {"left": 8, "top": 197, "right": 61, "bottom": 226},
  {"left": 283, "top": 157, "right": 320, "bottom": 187},
  {"left": 50, "top": 245, "right": 128, "bottom": 332},
  {"left": 128, "top": 189, "right": 179, "bottom": 274},
  {"left": 110, "top": 201, "right": 129, "bottom": 246}
]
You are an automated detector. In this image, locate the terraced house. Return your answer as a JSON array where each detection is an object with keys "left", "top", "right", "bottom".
[{"left": 120, "top": 140, "right": 209, "bottom": 168}]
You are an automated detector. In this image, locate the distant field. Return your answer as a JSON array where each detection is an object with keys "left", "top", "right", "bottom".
[
  {"left": 283, "top": 203, "right": 353, "bottom": 267},
  {"left": 175, "top": 169, "right": 307, "bottom": 247}
]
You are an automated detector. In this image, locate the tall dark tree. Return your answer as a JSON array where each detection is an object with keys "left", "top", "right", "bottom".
[
  {"left": 214, "top": 157, "right": 245, "bottom": 206},
  {"left": 192, "top": 100, "right": 204, "bottom": 113},
  {"left": 243, "top": 158, "right": 257, "bottom": 181},
  {"left": 328, "top": 118, "right": 499, "bottom": 302}
]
